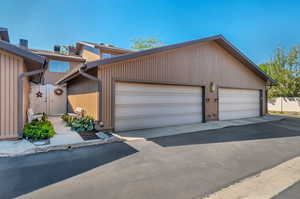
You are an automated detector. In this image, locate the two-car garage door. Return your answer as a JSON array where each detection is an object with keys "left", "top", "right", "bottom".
[
  {"left": 218, "top": 88, "right": 261, "bottom": 120},
  {"left": 115, "top": 82, "right": 203, "bottom": 132}
]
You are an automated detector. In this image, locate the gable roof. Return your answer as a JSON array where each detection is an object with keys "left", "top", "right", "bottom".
[
  {"left": 57, "top": 35, "right": 275, "bottom": 85},
  {"left": 0, "top": 39, "right": 46, "bottom": 64}
]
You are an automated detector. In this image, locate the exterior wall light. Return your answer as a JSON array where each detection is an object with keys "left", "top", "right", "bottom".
[{"left": 210, "top": 82, "right": 216, "bottom": 92}]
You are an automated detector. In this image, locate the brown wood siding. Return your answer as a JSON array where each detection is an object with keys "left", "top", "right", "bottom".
[
  {"left": 67, "top": 72, "right": 99, "bottom": 120},
  {"left": 0, "top": 50, "right": 24, "bottom": 139},
  {"left": 98, "top": 41, "right": 267, "bottom": 128}
]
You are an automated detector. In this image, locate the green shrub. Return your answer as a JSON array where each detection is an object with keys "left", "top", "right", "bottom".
[
  {"left": 23, "top": 119, "right": 55, "bottom": 140},
  {"left": 61, "top": 114, "right": 75, "bottom": 127},
  {"left": 61, "top": 114, "right": 69, "bottom": 122},
  {"left": 70, "top": 116, "right": 94, "bottom": 132}
]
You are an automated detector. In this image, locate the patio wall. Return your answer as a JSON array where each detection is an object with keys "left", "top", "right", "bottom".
[{"left": 268, "top": 97, "right": 300, "bottom": 112}]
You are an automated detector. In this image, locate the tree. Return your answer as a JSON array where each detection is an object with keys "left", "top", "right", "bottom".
[
  {"left": 259, "top": 46, "right": 300, "bottom": 98},
  {"left": 131, "top": 37, "right": 163, "bottom": 51}
]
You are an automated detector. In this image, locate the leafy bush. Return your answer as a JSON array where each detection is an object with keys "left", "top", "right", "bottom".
[
  {"left": 70, "top": 116, "right": 94, "bottom": 132},
  {"left": 61, "top": 114, "right": 69, "bottom": 122},
  {"left": 23, "top": 119, "right": 55, "bottom": 140},
  {"left": 61, "top": 114, "right": 74, "bottom": 127}
]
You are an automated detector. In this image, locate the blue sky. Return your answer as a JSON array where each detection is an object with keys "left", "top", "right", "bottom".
[{"left": 1, "top": 0, "right": 300, "bottom": 64}]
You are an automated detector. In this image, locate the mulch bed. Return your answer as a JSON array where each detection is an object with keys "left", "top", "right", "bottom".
[{"left": 77, "top": 130, "right": 100, "bottom": 141}]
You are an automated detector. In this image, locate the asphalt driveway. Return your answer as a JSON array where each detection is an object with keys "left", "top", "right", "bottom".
[{"left": 1, "top": 118, "right": 300, "bottom": 199}]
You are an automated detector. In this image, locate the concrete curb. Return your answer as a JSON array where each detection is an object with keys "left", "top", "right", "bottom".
[{"left": 0, "top": 137, "right": 124, "bottom": 158}]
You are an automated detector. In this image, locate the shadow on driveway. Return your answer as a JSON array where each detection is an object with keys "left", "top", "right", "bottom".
[
  {"left": 149, "top": 118, "right": 300, "bottom": 147},
  {"left": 0, "top": 142, "right": 138, "bottom": 199}
]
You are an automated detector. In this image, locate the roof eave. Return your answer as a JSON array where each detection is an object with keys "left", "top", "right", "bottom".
[{"left": 0, "top": 40, "right": 45, "bottom": 64}]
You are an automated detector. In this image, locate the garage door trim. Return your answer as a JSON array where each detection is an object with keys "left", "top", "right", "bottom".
[
  {"left": 217, "top": 86, "right": 263, "bottom": 120},
  {"left": 112, "top": 78, "right": 206, "bottom": 131}
]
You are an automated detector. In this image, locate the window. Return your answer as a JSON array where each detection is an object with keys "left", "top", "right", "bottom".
[
  {"left": 101, "top": 53, "right": 112, "bottom": 59},
  {"left": 83, "top": 45, "right": 100, "bottom": 54},
  {"left": 48, "top": 60, "right": 70, "bottom": 72}
]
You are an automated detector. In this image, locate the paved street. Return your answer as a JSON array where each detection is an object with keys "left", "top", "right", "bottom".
[
  {"left": 273, "top": 180, "right": 300, "bottom": 199},
  {"left": 1, "top": 118, "right": 300, "bottom": 199}
]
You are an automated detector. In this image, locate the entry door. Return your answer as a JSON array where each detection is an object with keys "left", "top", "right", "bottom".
[
  {"left": 219, "top": 88, "right": 260, "bottom": 120},
  {"left": 47, "top": 84, "right": 67, "bottom": 115},
  {"left": 30, "top": 84, "right": 66, "bottom": 115},
  {"left": 115, "top": 82, "right": 203, "bottom": 132}
]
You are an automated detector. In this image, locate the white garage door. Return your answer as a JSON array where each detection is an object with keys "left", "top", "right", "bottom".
[
  {"left": 115, "top": 82, "right": 203, "bottom": 132},
  {"left": 219, "top": 88, "right": 260, "bottom": 120}
]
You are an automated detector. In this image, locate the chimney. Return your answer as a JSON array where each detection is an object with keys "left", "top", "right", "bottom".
[
  {"left": 54, "top": 45, "right": 61, "bottom": 53},
  {"left": 19, "top": 39, "right": 28, "bottom": 48},
  {"left": 68, "top": 46, "right": 77, "bottom": 55}
]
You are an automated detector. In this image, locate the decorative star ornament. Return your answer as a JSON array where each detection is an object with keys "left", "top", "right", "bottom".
[{"left": 36, "top": 91, "right": 43, "bottom": 98}]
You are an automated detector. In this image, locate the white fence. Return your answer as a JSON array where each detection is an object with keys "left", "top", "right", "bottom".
[{"left": 268, "top": 97, "right": 300, "bottom": 112}]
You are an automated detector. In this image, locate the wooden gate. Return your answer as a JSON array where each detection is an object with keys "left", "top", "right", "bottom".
[{"left": 29, "top": 84, "right": 67, "bottom": 115}]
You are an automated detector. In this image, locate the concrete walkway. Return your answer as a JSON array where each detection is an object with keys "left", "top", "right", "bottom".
[
  {"left": 114, "top": 115, "right": 284, "bottom": 141},
  {"left": 0, "top": 117, "right": 121, "bottom": 157}
]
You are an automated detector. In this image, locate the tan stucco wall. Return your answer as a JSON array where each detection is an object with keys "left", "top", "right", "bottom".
[
  {"left": 81, "top": 49, "right": 100, "bottom": 62},
  {"left": 97, "top": 41, "right": 267, "bottom": 128},
  {"left": 67, "top": 70, "right": 99, "bottom": 120},
  {"left": 0, "top": 49, "right": 24, "bottom": 139}
]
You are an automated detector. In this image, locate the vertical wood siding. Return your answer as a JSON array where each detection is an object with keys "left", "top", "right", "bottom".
[
  {"left": 98, "top": 41, "right": 266, "bottom": 128},
  {"left": 0, "top": 50, "right": 24, "bottom": 139}
]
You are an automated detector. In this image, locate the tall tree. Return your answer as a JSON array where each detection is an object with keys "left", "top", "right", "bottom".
[
  {"left": 131, "top": 37, "right": 163, "bottom": 51},
  {"left": 259, "top": 46, "right": 300, "bottom": 98}
]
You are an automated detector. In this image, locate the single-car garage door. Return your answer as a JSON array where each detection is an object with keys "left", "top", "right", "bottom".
[
  {"left": 115, "top": 82, "right": 203, "bottom": 131},
  {"left": 219, "top": 88, "right": 260, "bottom": 120}
]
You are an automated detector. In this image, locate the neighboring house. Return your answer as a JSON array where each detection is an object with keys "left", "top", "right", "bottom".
[
  {"left": 57, "top": 35, "right": 275, "bottom": 132},
  {"left": 76, "top": 41, "right": 132, "bottom": 62},
  {"left": 0, "top": 28, "right": 47, "bottom": 140}
]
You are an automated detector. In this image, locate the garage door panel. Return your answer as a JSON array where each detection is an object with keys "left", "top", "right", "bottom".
[
  {"left": 116, "top": 104, "right": 202, "bottom": 118},
  {"left": 219, "top": 103, "right": 260, "bottom": 111},
  {"left": 219, "top": 88, "right": 260, "bottom": 120},
  {"left": 115, "top": 82, "right": 203, "bottom": 131},
  {"left": 116, "top": 95, "right": 202, "bottom": 104},
  {"left": 116, "top": 113, "right": 202, "bottom": 131}
]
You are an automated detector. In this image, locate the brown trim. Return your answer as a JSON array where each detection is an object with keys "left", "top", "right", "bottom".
[
  {"left": 202, "top": 86, "right": 206, "bottom": 123},
  {"left": 265, "top": 87, "right": 268, "bottom": 114},
  {"left": 111, "top": 79, "right": 206, "bottom": 130},
  {"left": 113, "top": 78, "right": 207, "bottom": 87},
  {"left": 218, "top": 85, "right": 263, "bottom": 91},
  {"left": 259, "top": 89, "right": 263, "bottom": 116}
]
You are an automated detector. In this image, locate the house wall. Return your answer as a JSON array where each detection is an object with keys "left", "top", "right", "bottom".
[
  {"left": 80, "top": 49, "right": 100, "bottom": 62},
  {"left": 97, "top": 41, "right": 267, "bottom": 129},
  {"left": 0, "top": 49, "right": 24, "bottom": 139},
  {"left": 67, "top": 69, "right": 99, "bottom": 120},
  {"left": 44, "top": 61, "right": 82, "bottom": 84}
]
